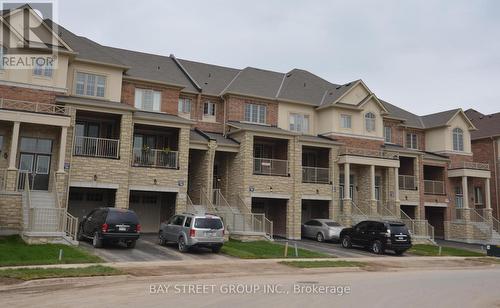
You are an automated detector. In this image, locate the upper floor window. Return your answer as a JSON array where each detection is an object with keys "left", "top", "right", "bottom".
[
  {"left": 135, "top": 88, "right": 161, "bottom": 112},
  {"left": 245, "top": 103, "right": 266, "bottom": 124},
  {"left": 203, "top": 101, "right": 216, "bottom": 117},
  {"left": 406, "top": 133, "right": 418, "bottom": 149},
  {"left": 289, "top": 113, "right": 309, "bottom": 133},
  {"left": 365, "top": 112, "right": 376, "bottom": 132},
  {"left": 474, "top": 187, "right": 483, "bottom": 205},
  {"left": 340, "top": 114, "right": 352, "bottom": 129},
  {"left": 453, "top": 128, "right": 464, "bottom": 151},
  {"left": 384, "top": 126, "right": 392, "bottom": 143},
  {"left": 178, "top": 97, "right": 191, "bottom": 114},
  {"left": 75, "top": 72, "right": 106, "bottom": 98},
  {"left": 33, "top": 62, "right": 53, "bottom": 77}
]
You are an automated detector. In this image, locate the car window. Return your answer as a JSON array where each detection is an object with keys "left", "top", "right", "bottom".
[
  {"left": 168, "top": 215, "right": 177, "bottom": 224},
  {"left": 325, "top": 222, "right": 341, "bottom": 227},
  {"left": 194, "top": 217, "right": 223, "bottom": 229},
  {"left": 173, "top": 216, "right": 185, "bottom": 226},
  {"left": 106, "top": 210, "right": 138, "bottom": 224},
  {"left": 356, "top": 222, "right": 367, "bottom": 231},
  {"left": 184, "top": 217, "right": 192, "bottom": 227},
  {"left": 389, "top": 224, "right": 408, "bottom": 234},
  {"left": 305, "top": 220, "right": 320, "bottom": 226}
]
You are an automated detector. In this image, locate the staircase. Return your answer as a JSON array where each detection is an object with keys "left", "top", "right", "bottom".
[{"left": 21, "top": 174, "right": 78, "bottom": 245}]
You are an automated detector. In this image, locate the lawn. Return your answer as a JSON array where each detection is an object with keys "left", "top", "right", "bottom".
[
  {"left": 0, "top": 265, "right": 121, "bottom": 281},
  {"left": 0, "top": 236, "right": 102, "bottom": 267},
  {"left": 221, "top": 240, "right": 329, "bottom": 259},
  {"left": 279, "top": 260, "right": 366, "bottom": 268},
  {"left": 408, "top": 244, "right": 485, "bottom": 257}
]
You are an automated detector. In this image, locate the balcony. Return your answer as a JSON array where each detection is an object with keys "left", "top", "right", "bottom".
[
  {"left": 0, "top": 98, "right": 69, "bottom": 115},
  {"left": 73, "top": 136, "right": 120, "bottom": 159},
  {"left": 253, "top": 158, "right": 289, "bottom": 176},
  {"left": 339, "top": 147, "right": 399, "bottom": 160},
  {"left": 302, "top": 166, "right": 330, "bottom": 184},
  {"left": 424, "top": 180, "right": 445, "bottom": 195},
  {"left": 449, "top": 161, "right": 490, "bottom": 170},
  {"left": 399, "top": 175, "right": 417, "bottom": 190},
  {"left": 132, "top": 148, "right": 179, "bottom": 169}
]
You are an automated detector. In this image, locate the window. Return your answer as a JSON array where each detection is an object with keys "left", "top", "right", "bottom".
[
  {"left": 33, "top": 62, "right": 53, "bottom": 77},
  {"left": 365, "top": 112, "right": 376, "bottom": 132},
  {"left": 384, "top": 126, "right": 392, "bottom": 143},
  {"left": 340, "top": 114, "right": 352, "bottom": 129},
  {"left": 244, "top": 103, "right": 266, "bottom": 124},
  {"left": 453, "top": 128, "right": 464, "bottom": 151},
  {"left": 184, "top": 217, "right": 192, "bottom": 227},
  {"left": 20, "top": 138, "right": 52, "bottom": 154},
  {"left": 304, "top": 220, "right": 322, "bottom": 226},
  {"left": 289, "top": 113, "right": 310, "bottom": 133},
  {"left": 178, "top": 98, "right": 191, "bottom": 114},
  {"left": 75, "top": 72, "right": 106, "bottom": 97},
  {"left": 474, "top": 187, "right": 483, "bottom": 204},
  {"left": 203, "top": 101, "right": 216, "bottom": 117},
  {"left": 135, "top": 89, "right": 161, "bottom": 112},
  {"left": 406, "top": 133, "right": 418, "bottom": 149},
  {"left": 0, "top": 46, "right": 5, "bottom": 70}
]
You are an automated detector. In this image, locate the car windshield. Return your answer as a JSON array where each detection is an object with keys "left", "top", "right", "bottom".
[
  {"left": 389, "top": 225, "right": 408, "bottom": 234},
  {"left": 325, "top": 222, "right": 341, "bottom": 227},
  {"left": 106, "top": 210, "right": 138, "bottom": 224},
  {"left": 194, "top": 217, "right": 223, "bottom": 229}
]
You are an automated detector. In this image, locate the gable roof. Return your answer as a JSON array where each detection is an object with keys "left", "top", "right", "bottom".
[
  {"left": 221, "top": 67, "right": 285, "bottom": 99},
  {"left": 465, "top": 109, "right": 500, "bottom": 140},
  {"left": 420, "top": 109, "right": 461, "bottom": 129}
]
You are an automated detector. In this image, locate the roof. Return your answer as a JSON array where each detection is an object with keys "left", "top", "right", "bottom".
[
  {"left": 56, "top": 95, "right": 136, "bottom": 111},
  {"left": 380, "top": 100, "right": 424, "bottom": 128},
  {"left": 227, "top": 121, "right": 298, "bottom": 136},
  {"left": 299, "top": 134, "right": 342, "bottom": 145},
  {"left": 420, "top": 109, "right": 461, "bottom": 129},
  {"left": 222, "top": 67, "right": 285, "bottom": 99},
  {"left": 133, "top": 111, "right": 194, "bottom": 125},
  {"left": 203, "top": 132, "right": 239, "bottom": 146},
  {"left": 465, "top": 109, "right": 500, "bottom": 140},
  {"left": 190, "top": 130, "right": 209, "bottom": 143}
]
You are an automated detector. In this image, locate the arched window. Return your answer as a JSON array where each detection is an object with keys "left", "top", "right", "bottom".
[
  {"left": 453, "top": 128, "right": 464, "bottom": 151},
  {"left": 365, "top": 112, "right": 376, "bottom": 132}
]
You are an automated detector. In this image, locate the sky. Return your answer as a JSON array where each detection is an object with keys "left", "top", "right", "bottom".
[{"left": 55, "top": 0, "right": 500, "bottom": 115}]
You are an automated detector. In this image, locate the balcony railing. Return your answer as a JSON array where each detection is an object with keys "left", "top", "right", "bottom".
[
  {"left": 399, "top": 175, "right": 417, "bottom": 190},
  {"left": 339, "top": 147, "right": 399, "bottom": 160},
  {"left": 132, "top": 148, "right": 179, "bottom": 169},
  {"left": 73, "top": 136, "right": 120, "bottom": 159},
  {"left": 424, "top": 180, "right": 445, "bottom": 195},
  {"left": 302, "top": 166, "right": 330, "bottom": 184},
  {"left": 449, "top": 161, "right": 490, "bottom": 170},
  {"left": 253, "top": 157, "right": 289, "bottom": 176},
  {"left": 0, "top": 98, "right": 69, "bottom": 115}
]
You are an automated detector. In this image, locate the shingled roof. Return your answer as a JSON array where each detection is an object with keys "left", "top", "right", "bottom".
[{"left": 465, "top": 109, "right": 500, "bottom": 140}]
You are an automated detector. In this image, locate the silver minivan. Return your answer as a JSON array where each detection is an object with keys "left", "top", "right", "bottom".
[{"left": 158, "top": 213, "right": 225, "bottom": 253}]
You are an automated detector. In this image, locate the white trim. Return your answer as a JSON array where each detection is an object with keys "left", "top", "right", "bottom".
[
  {"left": 324, "top": 131, "right": 385, "bottom": 141},
  {"left": 424, "top": 202, "right": 448, "bottom": 207},
  {"left": 251, "top": 192, "right": 291, "bottom": 199},
  {"left": 301, "top": 194, "right": 332, "bottom": 201},
  {"left": 0, "top": 79, "right": 67, "bottom": 93},
  {"left": 70, "top": 181, "right": 119, "bottom": 189},
  {"left": 129, "top": 185, "right": 179, "bottom": 193},
  {"left": 400, "top": 201, "right": 419, "bottom": 206}
]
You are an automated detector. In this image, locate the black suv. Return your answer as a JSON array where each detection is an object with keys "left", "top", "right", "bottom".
[
  {"left": 339, "top": 220, "right": 412, "bottom": 255},
  {"left": 77, "top": 208, "right": 141, "bottom": 248}
]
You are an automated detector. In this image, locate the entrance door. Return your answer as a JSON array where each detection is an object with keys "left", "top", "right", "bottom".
[
  {"left": 18, "top": 153, "right": 51, "bottom": 190},
  {"left": 455, "top": 186, "right": 463, "bottom": 208}
]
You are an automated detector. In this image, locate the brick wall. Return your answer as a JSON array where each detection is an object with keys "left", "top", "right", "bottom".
[
  {"left": 471, "top": 138, "right": 499, "bottom": 220},
  {"left": 193, "top": 96, "right": 224, "bottom": 133},
  {"left": 226, "top": 95, "right": 278, "bottom": 126},
  {"left": 326, "top": 135, "right": 384, "bottom": 150},
  {"left": 383, "top": 119, "right": 405, "bottom": 146},
  {"left": 0, "top": 84, "right": 58, "bottom": 104},
  {"left": 121, "top": 80, "right": 181, "bottom": 115}
]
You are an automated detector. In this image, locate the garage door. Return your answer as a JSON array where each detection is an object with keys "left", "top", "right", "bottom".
[{"left": 129, "top": 193, "right": 161, "bottom": 233}]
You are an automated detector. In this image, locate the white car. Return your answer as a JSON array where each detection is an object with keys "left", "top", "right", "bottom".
[{"left": 301, "top": 219, "right": 345, "bottom": 242}]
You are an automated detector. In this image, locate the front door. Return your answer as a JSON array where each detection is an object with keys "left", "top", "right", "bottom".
[
  {"left": 455, "top": 186, "right": 463, "bottom": 208},
  {"left": 18, "top": 153, "right": 51, "bottom": 190}
]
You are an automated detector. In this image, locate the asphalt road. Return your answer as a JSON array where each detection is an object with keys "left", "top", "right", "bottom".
[
  {"left": 284, "top": 238, "right": 393, "bottom": 258},
  {"left": 2, "top": 267, "right": 499, "bottom": 307},
  {"left": 79, "top": 233, "right": 232, "bottom": 262}
]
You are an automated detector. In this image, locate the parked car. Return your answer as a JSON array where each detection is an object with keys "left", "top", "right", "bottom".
[
  {"left": 77, "top": 208, "right": 141, "bottom": 248},
  {"left": 339, "top": 220, "right": 412, "bottom": 255},
  {"left": 158, "top": 213, "right": 225, "bottom": 253},
  {"left": 301, "top": 219, "right": 344, "bottom": 242}
]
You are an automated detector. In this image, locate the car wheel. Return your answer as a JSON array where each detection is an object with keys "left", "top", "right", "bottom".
[
  {"left": 178, "top": 236, "right": 189, "bottom": 253},
  {"left": 394, "top": 249, "right": 405, "bottom": 256},
  {"left": 92, "top": 232, "right": 103, "bottom": 248},
  {"left": 341, "top": 235, "right": 352, "bottom": 248},
  {"left": 158, "top": 232, "right": 166, "bottom": 246},
  {"left": 316, "top": 233, "right": 324, "bottom": 242},
  {"left": 372, "top": 240, "right": 384, "bottom": 255},
  {"left": 211, "top": 245, "right": 222, "bottom": 253},
  {"left": 76, "top": 226, "right": 84, "bottom": 241},
  {"left": 127, "top": 240, "right": 136, "bottom": 249}
]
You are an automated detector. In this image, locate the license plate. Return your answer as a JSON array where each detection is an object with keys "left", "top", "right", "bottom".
[
  {"left": 397, "top": 236, "right": 405, "bottom": 241},
  {"left": 118, "top": 227, "right": 127, "bottom": 231},
  {"left": 205, "top": 231, "right": 216, "bottom": 237}
]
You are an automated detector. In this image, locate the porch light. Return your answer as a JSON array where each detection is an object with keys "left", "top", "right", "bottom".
[
  {"left": 93, "top": 174, "right": 97, "bottom": 181},
  {"left": 154, "top": 178, "right": 157, "bottom": 185},
  {"left": 269, "top": 186, "right": 273, "bottom": 192}
]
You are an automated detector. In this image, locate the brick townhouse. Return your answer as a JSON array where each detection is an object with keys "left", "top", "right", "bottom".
[{"left": 0, "top": 6, "right": 498, "bottom": 245}]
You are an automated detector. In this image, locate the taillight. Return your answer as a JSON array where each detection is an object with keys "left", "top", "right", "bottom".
[
  {"left": 101, "top": 223, "right": 109, "bottom": 233},
  {"left": 189, "top": 229, "right": 196, "bottom": 237},
  {"left": 136, "top": 224, "right": 141, "bottom": 232}
]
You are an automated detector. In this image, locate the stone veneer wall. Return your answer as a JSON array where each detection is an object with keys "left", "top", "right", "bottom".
[{"left": 0, "top": 192, "right": 22, "bottom": 234}]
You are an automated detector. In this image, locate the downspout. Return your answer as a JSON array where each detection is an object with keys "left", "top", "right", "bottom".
[{"left": 493, "top": 137, "right": 499, "bottom": 219}]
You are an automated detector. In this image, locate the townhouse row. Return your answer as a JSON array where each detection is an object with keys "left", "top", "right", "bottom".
[{"left": 0, "top": 7, "right": 498, "bottom": 244}]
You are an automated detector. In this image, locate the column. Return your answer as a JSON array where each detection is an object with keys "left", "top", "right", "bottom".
[
  {"left": 8, "top": 121, "right": 20, "bottom": 169},
  {"left": 370, "top": 165, "right": 376, "bottom": 201},
  {"left": 485, "top": 178, "right": 491, "bottom": 209},
  {"left": 57, "top": 126, "right": 68, "bottom": 173},
  {"left": 462, "top": 176, "right": 469, "bottom": 209},
  {"left": 394, "top": 167, "right": 400, "bottom": 202},
  {"left": 344, "top": 163, "right": 350, "bottom": 200}
]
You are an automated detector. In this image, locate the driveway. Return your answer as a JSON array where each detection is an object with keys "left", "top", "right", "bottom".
[
  {"left": 284, "top": 238, "right": 399, "bottom": 258},
  {"left": 79, "top": 233, "right": 232, "bottom": 262}
]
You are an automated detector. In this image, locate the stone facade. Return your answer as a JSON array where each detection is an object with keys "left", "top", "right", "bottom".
[{"left": 0, "top": 192, "right": 22, "bottom": 233}]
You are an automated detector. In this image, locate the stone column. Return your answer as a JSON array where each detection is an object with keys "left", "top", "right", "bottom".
[
  {"left": 342, "top": 163, "right": 353, "bottom": 226},
  {"left": 393, "top": 167, "right": 401, "bottom": 215},
  {"left": 57, "top": 126, "right": 68, "bottom": 173},
  {"left": 344, "top": 163, "right": 350, "bottom": 200},
  {"left": 369, "top": 165, "right": 377, "bottom": 216},
  {"left": 462, "top": 176, "right": 469, "bottom": 209},
  {"left": 8, "top": 121, "right": 20, "bottom": 169},
  {"left": 485, "top": 178, "right": 491, "bottom": 209}
]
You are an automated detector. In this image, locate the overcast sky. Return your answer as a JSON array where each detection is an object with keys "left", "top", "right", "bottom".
[{"left": 57, "top": 0, "right": 500, "bottom": 115}]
